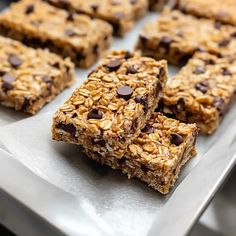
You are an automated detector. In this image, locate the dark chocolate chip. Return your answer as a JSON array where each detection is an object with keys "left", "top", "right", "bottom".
[
  {"left": 140, "top": 35, "right": 148, "bottom": 45},
  {"left": 92, "top": 139, "right": 106, "bottom": 147},
  {"left": 2, "top": 73, "right": 16, "bottom": 91},
  {"left": 230, "top": 32, "right": 236, "bottom": 38},
  {"left": 117, "top": 85, "right": 133, "bottom": 100},
  {"left": 195, "top": 81, "right": 209, "bottom": 94},
  {"left": 93, "top": 44, "right": 99, "bottom": 55},
  {"left": 204, "top": 59, "right": 215, "bottom": 65},
  {"left": 218, "top": 39, "right": 230, "bottom": 47},
  {"left": 0, "top": 70, "right": 6, "bottom": 76},
  {"left": 76, "top": 52, "right": 86, "bottom": 62},
  {"left": 21, "top": 97, "right": 31, "bottom": 111},
  {"left": 8, "top": 55, "right": 22, "bottom": 67},
  {"left": 214, "top": 21, "right": 222, "bottom": 29},
  {"left": 135, "top": 94, "right": 148, "bottom": 113},
  {"left": 158, "top": 67, "right": 165, "bottom": 78},
  {"left": 159, "top": 36, "right": 172, "bottom": 53},
  {"left": 118, "top": 157, "right": 127, "bottom": 165},
  {"left": 213, "top": 97, "right": 225, "bottom": 115},
  {"left": 141, "top": 164, "right": 149, "bottom": 172},
  {"left": 126, "top": 66, "right": 137, "bottom": 74},
  {"left": 52, "top": 62, "right": 60, "bottom": 68},
  {"left": 178, "top": 53, "right": 192, "bottom": 66},
  {"left": 42, "top": 75, "right": 52, "bottom": 83},
  {"left": 141, "top": 125, "right": 155, "bottom": 134},
  {"left": 222, "top": 68, "right": 232, "bottom": 76},
  {"left": 25, "top": 4, "right": 34, "bottom": 14},
  {"left": 55, "top": 122, "right": 76, "bottom": 136},
  {"left": 130, "top": 0, "right": 138, "bottom": 4},
  {"left": 193, "top": 66, "right": 205, "bottom": 74},
  {"left": 90, "top": 4, "right": 99, "bottom": 12},
  {"left": 67, "top": 12, "right": 75, "bottom": 21},
  {"left": 87, "top": 108, "right": 103, "bottom": 119},
  {"left": 106, "top": 59, "right": 122, "bottom": 72},
  {"left": 170, "top": 133, "right": 183, "bottom": 146},
  {"left": 114, "top": 12, "right": 123, "bottom": 19},
  {"left": 124, "top": 51, "right": 133, "bottom": 59},
  {"left": 65, "top": 29, "right": 76, "bottom": 37}
]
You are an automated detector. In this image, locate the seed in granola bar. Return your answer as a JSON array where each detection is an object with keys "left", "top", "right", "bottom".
[
  {"left": 218, "top": 39, "right": 230, "bottom": 47},
  {"left": 90, "top": 4, "right": 99, "bottom": 12},
  {"left": 170, "top": 133, "right": 183, "bottom": 146},
  {"left": 65, "top": 29, "right": 76, "bottom": 37},
  {"left": 213, "top": 97, "right": 225, "bottom": 114},
  {"left": 117, "top": 85, "right": 133, "bottom": 100},
  {"left": 8, "top": 55, "right": 22, "bottom": 68},
  {"left": 106, "top": 59, "right": 122, "bottom": 72},
  {"left": 25, "top": 4, "right": 34, "bottom": 15},
  {"left": 88, "top": 108, "right": 103, "bottom": 119},
  {"left": 126, "top": 66, "right": 137, "bottom": 74},
  {"left": 195, "top": 81, "right": 209, "bottom": 94},
  {"left": 135, "top": 95, "right": 148, "bottom": 112},
  {"left": 2, "top": 73, "right": 16, "bottom": 91},
  {"left": 193, "top": 66, "right": 205, "bottom": 74},
  {"left": 141, "top": 125, "right": 155, "bottom": 134},
  {"left": 222, "top": 68, "right": 232, "bottom": 76},
  {"left": 56, "top": 122, "right": 76, "bottom": 137}
]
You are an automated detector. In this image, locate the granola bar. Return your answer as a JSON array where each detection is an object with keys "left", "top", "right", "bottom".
[
  {"left": 175, "top": 0, "right": 236, "bottom": 26},
  {"left": 44, "top": 0, "right": 148, "bottom": 36},
  {"left": 85, "top": 113, "right": 198, "bottom": 194},
  {"left": 52, "top": 51, "right": 168, "bottom": 159},
  {"left": 136, "top": 9, "right": 236, "bottom": 66},
  {"left": 149, "top": 0, "right": 169, "bottom": 11},
  {"left": 0, "top": 0, "right": 112, "bottom": 68},
  {"left": 160, "top": 52, "right": 236, "bottom": 134},
  {"left": 0, "top": 36, "right": 74, "bottom": 114}
]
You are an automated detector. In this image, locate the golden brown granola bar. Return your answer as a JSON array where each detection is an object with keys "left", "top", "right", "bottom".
[
  {"left": 44, "top": 0, "right": 148, "bottom": 36},
  {"left": 0, "top": 0, "right": 112, "bottom": 68},
  {"left": 160, "top": 52, "right": 236, "bottom": 134},
  {"left": 175, "top": 0, "right": 236, "bottom": 26},
  {"left": 136, "top": 9, "right": 236, "bottom": 66},
  {"left": 85, "top": 113, "right": 198, "bottom": 194},
  {"left": 0, "top": 36, "right": 74, "bottom": 114},
  {"left": 52, "top": 51, "right": 168, "bottom": 159}
]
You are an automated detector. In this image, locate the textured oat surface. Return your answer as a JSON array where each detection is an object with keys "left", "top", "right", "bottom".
[
  {"left": 0, "top": 0, "right": 112, "bottom": 67},
  {"left": 44, "top": 0, "right": 148, "bottom": 36},
  {"left": 0, "top": 36, "right": 74, "bottom": 114},
  {"left": 85, "top": 113, "right": 198, "bottom": 194},
  {"left": 162, "top": 52, "right": 236, "bottom": 134},
  {"left": 136, "top": 9, "right": 236, "bottom": 66},
  {"left": 176, "top": 0, "right": 236, "bottom": 26},
  {"left": 52, "top": 50, "right": 168, "bottom": 158}
]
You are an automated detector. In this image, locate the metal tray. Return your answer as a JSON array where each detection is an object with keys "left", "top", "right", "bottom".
[{"left": 0, "top": 4, "right": 236, "bottom": 236}]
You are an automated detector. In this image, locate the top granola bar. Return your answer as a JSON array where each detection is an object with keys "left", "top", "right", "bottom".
[
  {"left": 136, "top": 9, "right": 236, "bottom": 66},
  {"left": 176, "top": 0, "right": 236, "bottom": 26},
  {"left": 0, "top": 0, "right": 112, "bottom": 68},
  {"left": 44, "top": 0, "right": 148, "bottom": 36},
  {"left": 52, "top": 51, "right": 168, "bottom": 158}
]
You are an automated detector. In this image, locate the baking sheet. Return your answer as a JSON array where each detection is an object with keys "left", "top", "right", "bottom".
[{"left": 0, "top": 9, "right": 236, "bottom": 236}]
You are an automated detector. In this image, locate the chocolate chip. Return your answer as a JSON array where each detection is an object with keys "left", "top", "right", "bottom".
[
  {"left": 65, "top": 29, "right": 76, "bottom": 37},
  {"left": 218, "top": 39, "right": 230, "bottom": 47},
  {"left": 214, "top": 21, "right": 222, "bottom": 29},
  {"left": 126, "top": 66, "right": 137, "bottom": 74},
  {"left": 8, "top": 55, "right": 22, "bottom": 67},
  {"left": 213, "top": 97, "right": 225, "bottom": 115},
  {"left": 135, "top": 94, "right": 148, "bottom": 113},
  {"left": 222, "top": 68, "right": 232, "bottom": 76},
  {"left": 158, "top": 67, "right": 166, "bottom": 78},
  {"left": 42, "top": 75, "right": 52, "bottom": 83},
  {"left": 90, "top": 4, "right": 98, "bottom": 12},
  {"left": 21, "top": 97, "right": 31, "bottom": 111},
  {"left": 114, "top": 12, "right": 123, "bottom": 19},
  {"left": 56, "top": 122, "right": 76, "bottom": 136},
  {"left": 117, "top": 85, "right": 133, "bottom": 100},
  {"left": 92, "top": 139, "right": 106, "bottom": 147},
  {"left": 0, "top": 71, "right": 6, "bottom": 76},
  {"left": 130, "top": 0, "right": 138, "bottom": 4},
  {"left": 140, "top": 35, "right": 148, "bottom": 45},
  {"left": 141, "top": 164, "right": 149, "bottom": 172},
  {"left": 193, "top": 66, "right": 205, "bottom": 74},
  {"left": 124, "top": 51, "right": 133, "bottom": 60},
  {"left": 2, "top": 73, "right": 16, "bottom": 91},
  {"left": 93, "top": 44, "right": 99, "bottom": 55},
  {"left": 67, "top": 12, "right": 74, "bottom": 21},
  {"left": 106, "top": 59, "right": 122, "bottom": 72},
  {"left": 195, "top": 81, "right": 209, "bottom": 94},
  {"left": 25, "top": 4, "right": 34, "bottom": 14},
  {"left": 170, "top": 133, "right": 183, "bottom": 146},
  {"left": 118, "top": 157, "right": 127, "bottom": 165},
  {"left": 141, "top": 125, "right": 155, "bottom": 134},
  {"left": 159, "top": 36, "right": 172, "bottom": 53},
  {"left": 52, "top": 62, "right": 60, "bottom": 68},
  {"left": 230, "top": 32, "right": 236, "bottom": 38},
  {"left": 88, "top": 108, "right": 103, "bottom": 119},
  {"left": 204, "top": 59, "right": 215, "bottom": 65}
]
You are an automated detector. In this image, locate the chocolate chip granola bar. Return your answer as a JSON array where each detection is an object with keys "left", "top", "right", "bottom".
[
  {"left": 136, "top": 8, "right": 236, "bottom": 66},
  {"left": 160, "top": 52, "right": 236, "bottom": 134},
  {"left": 175, "top": 0, "right": 236, "bottom": 26},
  {"left": 52, "top": 51, "right": 168, "bottom": 159},
  {"left": 0, "top": 0, "right": 112, "bottom": 68},
  {"left": 0, "top": 36, "right": 74, "bottom": 114},
  {"left": 44, "top": 0, "right": 148, "bottom": 36},
  {"left": 85, "top": 113, "right": 198, "bottom": 194}
]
